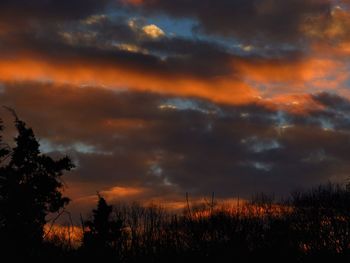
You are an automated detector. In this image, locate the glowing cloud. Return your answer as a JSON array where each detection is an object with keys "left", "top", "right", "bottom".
[{"left": 142, "top": 24, "right": 165, "bottom": 38}]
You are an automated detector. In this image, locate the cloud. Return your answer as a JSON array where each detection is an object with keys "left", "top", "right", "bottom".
[
  {"left": 0, "top": 18, "right": 260, "bottom": 105},
  {"left": 1, "top": 19, "right": 347, "bottom": 108},
  {"left": 0, "top": 0, "right": 110, "bottom": 22},
  {"left": 1, "top": 81, "right": 350, "bottom": 220},
  {"left": 121, "top": 0, "right": 335, "bottom": 44},
  {"left": 0, "top": 3, "right": 348, "bottom": 107},
  {"left": 142, "top": 24, "right": 165, "bottom": 38},
  {"left": 1, "top": 0, "right": 350, "bottom": 221}
]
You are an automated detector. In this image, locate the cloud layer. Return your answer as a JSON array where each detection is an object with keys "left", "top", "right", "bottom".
[
  {"left": 1, "top": 83, "right": 350, "bottom": 217},
  {"left": 122, "top": 0, "right": 334, "bottom": 43},
  {"left": 1, "top": 0, "right": 350, "bottom": 218}
]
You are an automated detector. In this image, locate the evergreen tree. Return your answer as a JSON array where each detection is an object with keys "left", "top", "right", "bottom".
[
  {"left": 0, "top": 114, "right": 74, "bottom": 257},
  {"left": 83, "top": 195, "right": 123, "bottom": 260}
]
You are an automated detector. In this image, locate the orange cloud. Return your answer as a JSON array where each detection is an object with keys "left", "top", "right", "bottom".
[
  {"left": 258, "top": 93, "right": 326, "bottom": 115},
  {"left": 103, "top": 119, "right": 149, "bottom": 131},
  {"left": 68, "top": 184, "right": 147, "bottom": 207},
  {"left": 101, "top": 186, "right": 144, "bottom": 199},
  {"left": 236, "top": 58, "right": 305, "bottom": 85},
  {"left": 0, "top": 56, "right": 258, "bottom": 105},
  {"left": 236, "top": 53, "right": 349, "bottom": 96},
  {"left": 1, "top": 40, "right": 349, "bottom": 115}
]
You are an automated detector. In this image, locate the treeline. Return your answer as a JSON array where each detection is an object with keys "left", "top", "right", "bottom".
[
  {"left": 46, "top": 184, "right": 350, "bottom": 263},
  {"left": 1, "top": 115, "right": 350, "bottom": 262}
]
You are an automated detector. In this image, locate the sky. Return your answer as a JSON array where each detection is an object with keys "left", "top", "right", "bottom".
[{"left": 1, "top": 0, "right": 350, "bottom": 217}]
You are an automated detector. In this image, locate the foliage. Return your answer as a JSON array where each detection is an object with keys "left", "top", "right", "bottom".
[
  {"left": 0, "top": 114, "right": 74, "bottom": 258},
  {"left": 82, "top": 195, "right": 123, "bottom": 260}
]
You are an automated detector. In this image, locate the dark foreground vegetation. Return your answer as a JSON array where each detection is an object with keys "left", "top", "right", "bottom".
[{"left": 1, "top": 114, "right": 350, "bottom": 262}]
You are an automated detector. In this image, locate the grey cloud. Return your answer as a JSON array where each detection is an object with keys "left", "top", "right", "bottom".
[
  {"left": 0, "top": 0, "right": 111, "bottom": 22},
  {"left": 121, "top": 0, "right": 333, "bottom": 44},
  {"left": 0, "top": 82, "right": 349, "bottom": 202}
]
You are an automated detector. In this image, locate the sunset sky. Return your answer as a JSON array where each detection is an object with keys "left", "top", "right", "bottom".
[{"left": 1, "top": 0, "right": 350, "bottom": 216}]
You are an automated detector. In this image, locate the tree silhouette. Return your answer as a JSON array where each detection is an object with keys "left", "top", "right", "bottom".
[
  {"left": 0, "top": 114, "right": 74, "bottom": 258},
  {"left": 0, "top": 119, "right": 10, "bottom": 161},
  {"left": 82, "top": 195, "right": 123, "bottom": 260}
]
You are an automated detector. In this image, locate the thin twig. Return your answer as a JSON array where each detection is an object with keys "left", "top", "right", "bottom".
[
  {"left": 186, "top": 192, "right": 191, "bottom": 218},
  {"left": 43, "top": 209, "right": 66, "bottom": 239}
]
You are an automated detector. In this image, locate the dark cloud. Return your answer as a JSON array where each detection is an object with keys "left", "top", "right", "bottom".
[
  {"left": 0, "top": 12, "right": 309, "bottom": 89},
  {"left": 0, "top": 15, "right": 239, "bottom": 79},
  {"left": 121, "top": 0, "right": 333, "bottom": 43},
  {"left": 0, "top": 1, "right": 315, "bottom": 90},
  {"left": 0, "top": 0, "right": 349, "bottom": 221},
  {"left": 313, "top": 92, "right": 350, "bottom": 112},
  {"left": 0, "top": 81, "right": 349, "bottom": 205},
  {"left": 0, "top": 0, "right": 110, "bottom": 22},
  {"left": 0, "top": 0, "right": 334, "bottom": 45}
]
